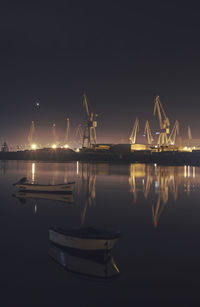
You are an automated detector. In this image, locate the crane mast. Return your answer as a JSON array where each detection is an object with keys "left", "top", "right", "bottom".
[
  {"left": 168, "top": 120, "right": 179, "bottom": 145},
  {"left": 75, "top": 124, "right": 83, "bottom": 143},
  {"left": 129, "top": 117, "right": 139, "bottom": 144},
  {"left": 144, "top": 120, "right": 153, "bottom": 144},
  {"left": 64, "top": 118, "right": 70, "bottom": 147},
  {"left": 52, "top": 123, "right": 58, "bottom": 146},
  {"left": 28, "top": 121, "right": 35, "bottom": 148},
  {"left": 82, "top": 93, "right": 98, "bottom": 148},
  {"left": 188, "top": 125, "right": 192, "bottom": 140},
  {"left": 153, "top": 96, "right": 170, "bottom": 146}
]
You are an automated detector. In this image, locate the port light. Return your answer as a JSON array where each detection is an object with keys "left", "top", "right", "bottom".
[
  {"left": 52, "top": 144, "right": 57, "bottom": 149},
  {"left": 64, "top": 144, "right": 69, "bottom": 149},
  {"left": 31, "top": 144, "right": 37, "bottom": 150}
]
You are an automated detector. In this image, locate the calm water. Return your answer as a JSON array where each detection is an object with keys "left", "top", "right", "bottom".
[{"left": 1, "top": 161, "right": 200, "bottom": 306}]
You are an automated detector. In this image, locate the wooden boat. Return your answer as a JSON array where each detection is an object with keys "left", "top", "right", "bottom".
[
  {"left": 13, "top": 177, "right": 75, "bottom": 193},
  {"left": 14, "top": 191, "right": 74, "bottom": 204},
  {"left": 49, "top": 242, "right": 120, "bottom": 279},
  {"left": 49, "top": 226, "right": 120, "bottom": 251}
]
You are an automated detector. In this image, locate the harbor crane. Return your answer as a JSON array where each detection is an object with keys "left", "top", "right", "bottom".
[
  {"left": 188, "top": 125, "right": 192, "bottom": 140},
  {"left": 129, "top": 117, "right": 139, "bottom": 144},
  {"left": 52, "top": 123, "right": 58, "bottom": 146},
  {"left": 153, "top": 96, "right": 170, "bottom": 146},
  {"left": 82, "top": 93, "right": 98, "bottom": 148},
  {"left": 64, "top": 118, "right": 70, "bottom": 148},
  {"left": 168, "top": 120, "right": 179, "bottom": 145},
  {"left": 75, "top": 124, "right": 83, "bottom": 143},
  {"left": 28, "top": 121, "right": 35, "bottom": 149},
  {"left": 144, "top": 120, "right": 153, "bottom": 144}
]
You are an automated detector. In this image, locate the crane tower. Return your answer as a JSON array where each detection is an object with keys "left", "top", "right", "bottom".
[
  {"left": 153, "top": 96, "right": 170, "bottom": 146},
  {"left": 82, "top": 94, "right": 98, "bottom": 148},
  {"left": 64, "top": 118, "right": 70, "bottom": 147},
  {"left": 28, "top": 121, "right": 35, "bottom": 149}
]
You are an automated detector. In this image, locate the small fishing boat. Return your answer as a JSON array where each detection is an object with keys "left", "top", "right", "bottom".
[
  {"left": 49, "top": 226, "right": 120, "bottom": 251},
  {"left": 13, "top": 177, "right": 75, "bottom": 193},
  {"left": 14, "top": 191, "right": 74, "bottom": 204},
  {"left": 49, "top": 242, "right": 120, "bottom": 279}
]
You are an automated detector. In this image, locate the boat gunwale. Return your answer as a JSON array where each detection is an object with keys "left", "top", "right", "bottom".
[{"left": 49, "top": 227, "right": 120, "bottom": 240}]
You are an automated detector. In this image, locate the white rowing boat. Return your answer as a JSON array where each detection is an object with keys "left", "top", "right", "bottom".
[
  {"left": 13, "top": 177, "right": 75, "bottom": 193},
  {"left": 49, "top": 227, "right": 120, "bottom": 251}
]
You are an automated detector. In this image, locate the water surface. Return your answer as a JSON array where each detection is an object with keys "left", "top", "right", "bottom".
[{"left": 1, "top": 161, "right": 200, "bottom": 306}]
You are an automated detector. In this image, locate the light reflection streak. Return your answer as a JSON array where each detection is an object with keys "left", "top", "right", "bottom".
[
  {"left": 32, "top": 163, "right": 35, "bottom": 183},
  {"left": 129, "top": 164, "right": 197, "bottom": 229}
]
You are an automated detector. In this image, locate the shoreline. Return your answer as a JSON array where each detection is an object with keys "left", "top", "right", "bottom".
[{"left": 1, "top": 150, "right": 200, "bottom": 166}]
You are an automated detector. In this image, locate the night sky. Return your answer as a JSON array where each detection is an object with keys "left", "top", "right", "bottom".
[{"left": 1, "top": 0, "right": 200, "bottom": 146}]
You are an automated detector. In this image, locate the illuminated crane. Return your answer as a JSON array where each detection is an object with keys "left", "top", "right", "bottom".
[
  {"left": 144, "top": 120, "right": 153, "bottom": 144},
  {"left": 52, "top": 123, "right": 58, "bottom": 147},
  {"left": 64, "top": 118, "right": 70, "bottom": 148},
  {"left": 28, "top": 121, "right": 35, "bottom": 149},
  {"left": 75, "top": 124, "right": 83, "bottom": 143},
  {"left": 129, "top": 117, "right": 139, "bottom": 144},
  {"left": 168, "top": 120, "right": 179, "bottom": 145},
  {"left": 82, "top": 93, "right": 98, "bottom": 148},
  {"left": 153, "top": 96, "right": 170, "bottom": 146},
  {"left": 188, "top": 125, "right": 192, "bottom": 140}
]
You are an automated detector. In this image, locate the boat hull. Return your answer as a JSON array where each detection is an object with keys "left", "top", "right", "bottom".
[{"left": 49, "top": 228, "right": 119, "bottom": 251}]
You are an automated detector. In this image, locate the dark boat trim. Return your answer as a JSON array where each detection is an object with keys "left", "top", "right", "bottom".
[{"left": 49, "top": 226, "right": 120, "bottom": 240}]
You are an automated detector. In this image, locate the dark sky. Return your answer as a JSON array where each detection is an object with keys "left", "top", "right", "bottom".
[{"left": 1, "top": 0, "right": 200, "bottom": 146}]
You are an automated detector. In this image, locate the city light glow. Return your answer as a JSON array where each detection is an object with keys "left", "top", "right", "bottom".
[{"left": 31, "top": 144, "right": 37, "bottom": 150}]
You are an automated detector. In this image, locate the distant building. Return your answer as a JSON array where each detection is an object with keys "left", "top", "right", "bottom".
[{"left": 1, "top": 142, "right": 9, "bottom": 152}]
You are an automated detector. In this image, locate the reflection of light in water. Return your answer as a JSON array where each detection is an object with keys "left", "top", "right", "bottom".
[
  {"left": 77, "top": 161, "right": 79, "bottom": 175},
  {"left": 34, "top": 204, "right": 37, "bottom": 214},
  {"left": 184, "top": 165, "right": 187, "bottom": 178},
  {"left": 188, "top": 166, "right": 190, "bottom": 178},
  {"left": 32, "top": 163, "right": 35, "bottom": 183},
  {"left": 193, "top": 167, "right": 196, "bottom": 178}
]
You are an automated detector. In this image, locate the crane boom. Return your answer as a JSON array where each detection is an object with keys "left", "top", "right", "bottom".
[
  {"left": 153, "top": 96, "right": 170, "bottom": 146},
  {"left": 168, "top": 120, "right": 179, "bottom": 145},
  {"left": 144, "top": 120, "right": 153, "bottom": 144},
  {"left": 130, "top": 117, "right": 139, "bottom": 144},
  {"left": 82, "top": 93, "right": 98, "bottom": 148},
  {"left": 64, "top": 118, "right": 70, "bottom": 146}
]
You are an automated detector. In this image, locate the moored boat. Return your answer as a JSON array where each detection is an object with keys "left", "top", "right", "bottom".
[
  {"left": 13, "top": 177, "right": 75, "bottom": 193},
  {"left": 49, "top": 226, "right": 120, "bottom": 251}
]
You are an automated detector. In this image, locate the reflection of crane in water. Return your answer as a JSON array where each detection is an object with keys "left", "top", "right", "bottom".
[
  {"left": 80, "top": 163, "right": 96, "bottom": 225},
  {"left": 152, "top": 166, "right": 178, "bottom": 228},
  {"left": 129, "top": 164, "right": 180, "bottom": 228},
  {"left": 129, "top": 164, "right": 146, "bottom": 203}
]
